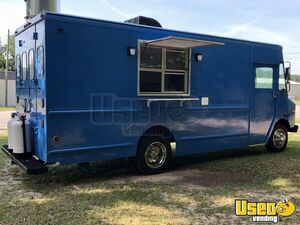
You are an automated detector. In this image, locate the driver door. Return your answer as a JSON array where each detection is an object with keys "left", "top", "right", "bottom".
[{"left": 249, "top": 64, "right": 276, "bottom": 145}]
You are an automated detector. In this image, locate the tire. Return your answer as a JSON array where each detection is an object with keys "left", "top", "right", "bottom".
[
  {"left": 266, "top": 124, "right": 288, "bottom": 152},
  {"left": 136, "top": 135, "right": 172, "bottom": 174}
]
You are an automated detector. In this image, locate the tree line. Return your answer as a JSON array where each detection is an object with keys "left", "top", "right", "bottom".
[
  {"left": 291, "top": 75, "right": 300, "bottom": 83},
  {"left": 0, "top": 35, "right": 15, "bottom": 71}
]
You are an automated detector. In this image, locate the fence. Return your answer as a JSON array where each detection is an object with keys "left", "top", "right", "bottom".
[
  {"left": 290, "top": 81, "right": 300, "bottom": 100},
  {"left": 0, "top": 71, "right": 16, "bottom": 106}
]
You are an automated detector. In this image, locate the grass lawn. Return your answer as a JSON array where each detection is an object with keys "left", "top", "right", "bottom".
[
  {"left": 0, "top": 106, "right": 15, "bottom": 112},
  {"left": 0, "top": 125, "right": 299, "bottom": 224}
]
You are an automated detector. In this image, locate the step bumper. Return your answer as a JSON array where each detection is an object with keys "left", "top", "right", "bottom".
[{"left": 1, "top": 145, "right": 48, "bottom": 174}]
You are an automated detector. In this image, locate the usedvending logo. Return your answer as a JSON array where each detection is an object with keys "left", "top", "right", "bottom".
[{"left": 235, "top": 199, "right": 296, "bottom": 223}]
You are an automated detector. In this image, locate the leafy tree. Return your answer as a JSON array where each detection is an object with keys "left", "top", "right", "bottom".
[
  {"left": 0, "top": 54, "right": 5, "bottom": 71},
  {"left": 8, "top": 35, "right": 15, "bottom": 59},
  {"left": 0, "top": 35, "right": 15, "bottom": 71},
  {"left": 0, "top": 39, "right": 5, "bottom": 71},
  {"left": 0, "top": 38, "right": 4, "bottom": 54}
]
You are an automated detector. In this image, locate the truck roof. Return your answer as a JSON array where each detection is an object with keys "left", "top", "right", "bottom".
[{"left": 16, "top": 11, "right": 282, "bottom": 50}]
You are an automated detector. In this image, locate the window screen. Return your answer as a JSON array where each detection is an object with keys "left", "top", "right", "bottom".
[
  {"left": 166, "top": 50, "right": 186, "bottom": 70},
  {"left": 140, "top": 47, "right": 162, "bottom": 69},
  {"left": 255, "top": 67, "right": 273, "bottom": 89}
]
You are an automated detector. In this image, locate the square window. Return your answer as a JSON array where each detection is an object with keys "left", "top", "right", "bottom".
[
  {"left": 140, "top": 47, "right": 162, "bottom": 69},
  {"left": 164, "top": 74, "right": 185, "bottom": 92},
  {"left": 255, "top": 67, "right": 273, "bottom": 89},
  {"left": 166, "top": 50, "right": 185, "bottom": 70},
  {"left": 140, "top": 71, "right": 162, "bottom": 92},
  {"left": 139, "top": 44, "right": 189, "bottom": 95}
]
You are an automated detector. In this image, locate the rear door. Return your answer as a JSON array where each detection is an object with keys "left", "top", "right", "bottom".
[
  {"left": 33, "top": 21, "right": 47, "bottom": 160},
  {"left": 27, "top": 27, "right": 36, "bottom": 115},
  {"left": 15, "top": 25, "right": 36, "bottom": 114},
  {"left": 249, "top": 64, "right": 276, "bottom": 145}
]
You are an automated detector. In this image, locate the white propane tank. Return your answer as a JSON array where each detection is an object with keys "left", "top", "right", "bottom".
[
  {"left": 11, "top": 117, "right": 32, "bottom": 155},
  {"left": 11, "top": 119, "right": 24, "bottom": 154},
  {"left": 7, "top": 113, "right": 17, "bottom": 150}
]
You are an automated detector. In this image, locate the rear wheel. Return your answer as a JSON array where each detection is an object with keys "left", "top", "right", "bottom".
[
  {"left": 136, "top": 136, "right": 171, "bottom": 174},
  {"left": 266, "top": 124, "right": 288, "bottom": 152}
]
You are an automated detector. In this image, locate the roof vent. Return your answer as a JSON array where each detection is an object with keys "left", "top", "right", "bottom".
[{"left": 125, "top": 16, "right": 162, "bottom": 28}]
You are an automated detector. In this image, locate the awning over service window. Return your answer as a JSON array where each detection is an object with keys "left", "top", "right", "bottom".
[{"left": 142, "top": 36, "right": 224, "bottom": 49}]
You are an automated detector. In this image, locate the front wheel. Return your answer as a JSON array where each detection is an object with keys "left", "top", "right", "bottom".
[
  {"left": 136, "top": 136, "right": 172, "bottom": 174},
  {"left": 266, "top": 124, "right": 288, "bottom": 152}
]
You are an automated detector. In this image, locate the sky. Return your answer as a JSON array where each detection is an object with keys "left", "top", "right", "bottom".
[{"left": 0, "top": 0, "right": 300, "bottom": 74}]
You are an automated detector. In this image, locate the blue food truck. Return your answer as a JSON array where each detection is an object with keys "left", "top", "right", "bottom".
[{"left": 1, "top": 12, "right": 298, "bottom": 174}]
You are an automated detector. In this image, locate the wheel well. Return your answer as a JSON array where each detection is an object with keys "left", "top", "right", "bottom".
[
  {"left": 138, "top": 126, "right": 175, "bottom": 146},
  {"left": 275, "top": 119, "right": 291, "bottom": 130}
]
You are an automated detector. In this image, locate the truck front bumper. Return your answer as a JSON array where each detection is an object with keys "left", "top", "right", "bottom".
[{"left": 288, "top": 125, "right": 298, "bottom": 133}]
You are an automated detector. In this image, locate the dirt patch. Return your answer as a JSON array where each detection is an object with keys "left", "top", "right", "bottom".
[
  {"left": 0, "top": 162, "right": 23, "bottom": 189},
  {"left": 130, "top": 169, "right": 251, "bottom": 189},
  {"left": 1, "top": 156, "right": 251, "bottom": 191}
]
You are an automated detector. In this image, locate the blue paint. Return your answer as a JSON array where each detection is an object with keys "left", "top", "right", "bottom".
[
  {"left": 13, "top": 12, "right": 297, "bottom": 165},
  {"left": 48, "top": 143, "right": 133, "bottom": 155}
]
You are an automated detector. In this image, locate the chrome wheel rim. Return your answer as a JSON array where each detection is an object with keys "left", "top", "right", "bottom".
[
  {"left": 145, "top": 142, "right": 167, "bottom": 169},
  {"left": 273, "top": 128, "right": 286, "bottom": 149}
]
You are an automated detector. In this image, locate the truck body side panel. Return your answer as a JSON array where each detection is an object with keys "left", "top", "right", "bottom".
[{"left": 15, "top": 13, "right": 287, "bottom": 165}]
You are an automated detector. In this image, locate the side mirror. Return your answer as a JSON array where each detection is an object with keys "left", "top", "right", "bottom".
[
  {"left": 285, "top": 61, "right": 292, "bottom": 80},
  {"left": 286, "top": 67, "right": 291, "bottom": 80}
]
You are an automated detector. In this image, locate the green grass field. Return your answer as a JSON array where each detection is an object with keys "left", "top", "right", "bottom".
[
  {"left": 0, "top": 124, "right": 299, "bottom": 224},
  {"left": 0, "top": 106, "right": 15, "bottom": 112}
]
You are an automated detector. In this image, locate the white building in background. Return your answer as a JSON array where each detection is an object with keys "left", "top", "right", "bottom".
[{"left": 289, "top": 80, "right": 300, "bottom": 100}]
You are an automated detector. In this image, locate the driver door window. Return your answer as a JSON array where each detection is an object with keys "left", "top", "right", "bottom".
[{"left": 279, "top": 63, "right": 287, "bottom": 91}]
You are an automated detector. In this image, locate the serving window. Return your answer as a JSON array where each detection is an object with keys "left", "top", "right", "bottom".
[{"left": 139, "top": 44, "right": 190, "bottom": 96}]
